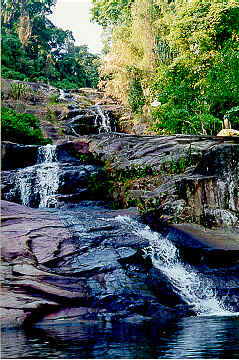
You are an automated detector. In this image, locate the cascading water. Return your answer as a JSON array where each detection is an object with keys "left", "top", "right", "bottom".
[
  {"left": 37, "top": 143, "right": 57, "bottom": 163},
  {"left": 116, "top": 215, "right": 234, "bottom": 317},
  {"left": 35, "top": 144, "right": 59, "bottom": 208},
  {"left": 58, "top": 89, "right": 116, "bottom": 135},
  {"left": 90, "top": 105, "right": 113, "bottom": 133},
  {"left": 16, "top": 144, "right": 59, "bottom": 208}
]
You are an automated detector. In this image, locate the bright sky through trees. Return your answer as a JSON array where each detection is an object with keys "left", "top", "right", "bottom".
[{"left": 48, "top": 0, "right": 103, "bottom": 54}]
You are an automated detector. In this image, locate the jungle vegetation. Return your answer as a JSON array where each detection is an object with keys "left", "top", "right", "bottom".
[
  {"left": 91, "top": 0, "right": 239, "bottom": 135},
  {"left": 1, "top": 0, "right": 100, "bottom": 89},
  {"left": 1, "top": 0, "right": 239, "bottom": 137}
]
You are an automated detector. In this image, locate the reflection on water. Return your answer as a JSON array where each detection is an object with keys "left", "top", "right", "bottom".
[{"left": 2, "top": 315, "right": 239, "bottom": 359}]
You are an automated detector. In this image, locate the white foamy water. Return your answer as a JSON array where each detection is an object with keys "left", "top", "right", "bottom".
[
  {"left": 91, "top": 105, "right": 112, "bottom": 133},
  {"left": 37, "top": 144, "right": 57, "bottom": 163},
  {"left": 36, "top": 145, "right": 59, "bottom": 208},
  {"left": 17, "top": 166, "right": 36, "bottom": 207},
  {"left": 116, "top": 215, "right": 236, "bottom": 317},
  {"left": 16, "top": 144, "right": 59, "bottom": 208}
]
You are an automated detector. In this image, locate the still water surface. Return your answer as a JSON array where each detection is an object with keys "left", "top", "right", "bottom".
[{"left": 2, "top": 315, "right": 239, "bottom": 359}]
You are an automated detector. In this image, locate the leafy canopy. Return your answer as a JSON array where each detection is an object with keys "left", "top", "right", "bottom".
[
  {"left": 93, "top": 0, "right": 239, "bottom": 135},
  {"left": 1, "top": 0, "right": 100, "bottom": 88}
]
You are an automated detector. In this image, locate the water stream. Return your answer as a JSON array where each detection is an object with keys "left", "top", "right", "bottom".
[
  {"left": 116, "top": 216, "right": 235, "bottom": 317},
  {"left": 2, "top": 87, "right": 239, "bottom": 358},
  {"left": 10, "top": 141, "right": 237, "bottom": 318},
  {"left": 15, "top": 144, "right": 59, "bottom": 208},
  {"left": 58, "top": 89, "right": 116, "bottom": 135}
]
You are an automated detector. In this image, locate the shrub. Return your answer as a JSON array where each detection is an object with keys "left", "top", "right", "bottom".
[
  {"left": 152, "top": 105, "right": 222, "bottom": 135},
  {"left": 10, "top": 82, "right": 31, "bottom": 100},
  {"left": 1, "top": 65, "right": 28, "bottom": 81},
  {"left": 31, "top": 76, "right": 48, "bottom": 84},
  {"left": 1, "top": 107, "right": 51, "bottom": 145},
  {"left": 52, "top": 79, "right": 79, "bottom": 90}
]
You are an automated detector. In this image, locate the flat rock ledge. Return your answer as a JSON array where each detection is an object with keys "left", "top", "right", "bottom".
[
  {"left": 1, "top": 201, "right": 187, "bottom": 329},
  {"left": 2, "top": 196, "right": 239, "bottom": 329}
]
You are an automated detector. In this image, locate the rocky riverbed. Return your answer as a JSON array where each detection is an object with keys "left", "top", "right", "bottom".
[
  {"left": 1, "top": 133, "right": 239, "bottom": 329},
  {"left": 2, "top": 198, "right": 239, "bottom": 329},
  {"left": 2, "top": 79, "right": 239, "bottom": 330}
]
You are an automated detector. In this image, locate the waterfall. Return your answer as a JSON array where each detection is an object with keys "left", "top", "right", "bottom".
[
  {"left": 58, "top": 89, "right": 116, "bottom": 135},
  {"left": 35, "top": 145, "right": 59, "bottom": 208},
  {"left": 90, "top": 105, "right": 113, "bottom": 133},
  {"left": 16, "top": 144, "right": 59, "bottom": 208},
  {"left": 116, "top": 215, "right": 234, "bottom": 317},
  {"left": 37, "top": 143, "right": 57, "bottom": 163},
  {"left": 16, "top": 166, "right": 36, "bottom": 207}
]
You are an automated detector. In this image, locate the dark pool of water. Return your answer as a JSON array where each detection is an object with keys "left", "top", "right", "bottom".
[{"left": 2, "top": 315, "right": 239, "bottom": 359}]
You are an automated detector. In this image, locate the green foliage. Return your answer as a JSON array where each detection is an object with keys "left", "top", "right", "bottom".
[
  {"left": 93, "top": 0, "right": 239, "bottom": 135},
  {"left": 225, "top": 106, "right": 239, "bottom": 129},
  {"left": 160, "top": 147, "right": 201, "bottom": 175},
  {"left": 45, "top": 106, "right": 56, "bottom": 123},
  {"left": 150, "top": 0, "right": 239, "bottom": 135},
  {"left": 1, "top": 0, "right": 100, "bottom": 89},
  {"left": 87, "top": 163, "right": 160, "bottom": 203},
  {"left": 1, "top": 107, "right": 51, "bottom": 145},
  {"left": 87, "top": 168, "right": 114, "bottom": 200},
  {"left": 1, "top": 65, "right": 28, "bottom": 81},
  {"left": 52, "top": 79, "right": 80, "bottom": 90},
  {"left": 91, "top": 0, "right": 134, "bottom": 27},
  {"left": 48, "top": 93, "right": 59, "bottom": 105},
  {"left": 152, "top": 106, "right": 222, "bottom": 135},
  {"left": 10, "top": 82, "right": 31, "bottom": 100},
  {"left": 128, "top": 78, "right": 145, "bottom": 114}
]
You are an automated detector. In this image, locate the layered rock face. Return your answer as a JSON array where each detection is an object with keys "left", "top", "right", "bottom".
[
  {"left": 2, "top": 199, "right": 239, "bottom": 329},
  {"left": 73, "top": 133, "right": 239, "bottom": 230},
  {"left": 1, "top": 79, "right": 125, "bottom": 143}
]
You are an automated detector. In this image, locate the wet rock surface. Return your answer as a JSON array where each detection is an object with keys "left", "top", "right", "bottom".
[
  {"left": 1, "top": 200, "right": 188, "bottom": 328},
  {"left": 71, "top": 133, "right": 239, "bottom": 231},
  {"left": 1, "top": 79, "right": 124, "bottom": 144},
  {"left": 1, "top": 141, "right": 39, "bottom": 170},
  {"left": 1, "top": 133, "right": 239, "bottom": 329},
  {"left": 1, "top": 151, "right": 98, "bottom": 207},
  {"left": 2, "top": 198, "right": 239, "bottom": 329}
]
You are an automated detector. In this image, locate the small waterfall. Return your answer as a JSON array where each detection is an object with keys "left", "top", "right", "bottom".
[
  {"left": 16, "top": 144, "right": 59, "bottom": 208},
  {"left": 16, "top": 167, "right": 36, "bottom": 207},
  {"left": 35, "top": 145, "right": 59, "bottom": 208},
  {"left": 58, "top": 89, "right": 116, "bottom": 135},
  {"left": 37, "top": 143, "right": 57, "bottom": 163},
  {"left": 116, "top": 216, "right": 234, "bottom": 317},
  {"left": 90, "top": 105, "right": 113, "bottom": 133}
]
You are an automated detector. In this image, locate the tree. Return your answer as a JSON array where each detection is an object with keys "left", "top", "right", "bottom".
[
  {"left": 93, "top": 0, "right": 239, "bottom": 134},
  {"left": 91, "top": 0, "right": 134, "bottom": 27},
  {"left": 150, "top": 0, "right": 239, "bottom": 134},
  {"left": 1, "top": 0, "right": 100, "bottom": 88}
]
